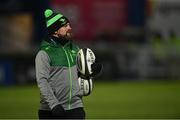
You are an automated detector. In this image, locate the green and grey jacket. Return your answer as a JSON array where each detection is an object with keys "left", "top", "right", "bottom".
[{"left": 35, "top": 37, "right": 83, "bottom": 111}]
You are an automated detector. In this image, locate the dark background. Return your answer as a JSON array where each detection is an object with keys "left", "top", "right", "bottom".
[{"left": 0, "top": 0, "right": 179, "bottom": 119}]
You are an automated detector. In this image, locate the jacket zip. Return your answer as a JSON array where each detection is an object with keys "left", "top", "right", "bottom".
[
  {"left": 69, "top": 51, "right": 74, "bottom": 63},
  {"left": 62, "top": 47, "right": 72, "bottom": 110}
]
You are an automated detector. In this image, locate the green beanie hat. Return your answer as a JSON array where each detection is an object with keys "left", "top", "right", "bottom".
[{"left": 44, "top": 9, "right": 69, "bottom": 34}]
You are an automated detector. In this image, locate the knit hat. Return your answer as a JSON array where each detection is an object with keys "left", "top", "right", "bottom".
[{"left": 44, "top": 9, "right": 69, "bottom": 34}]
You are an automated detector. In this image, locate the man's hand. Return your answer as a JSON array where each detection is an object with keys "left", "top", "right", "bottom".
[
  {"left": 91, "top": 62, "right": 103, "bottom": 77},
  {"left": 51, "top": 104, "right": 65, "bottom": 118}
]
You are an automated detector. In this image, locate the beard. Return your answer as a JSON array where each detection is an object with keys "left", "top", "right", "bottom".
[{"left": 58, "top": 32, "right": 73, "bottom": 41}]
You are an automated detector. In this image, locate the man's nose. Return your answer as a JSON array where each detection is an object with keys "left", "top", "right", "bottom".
[{"left": 67, "top": 25, "right": 72, "bottom": 30}]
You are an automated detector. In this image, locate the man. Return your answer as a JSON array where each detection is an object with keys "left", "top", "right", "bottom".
[
  {"left": 35, "top": 8, "right": 84, "bottom": 119},
  {"left": 35, "top": 9, "right": 101, "bottom": 119}
]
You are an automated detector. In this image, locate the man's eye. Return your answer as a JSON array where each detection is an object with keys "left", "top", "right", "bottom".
[{"left": 64, "top": 24, "right": 68, "bottom": 27}]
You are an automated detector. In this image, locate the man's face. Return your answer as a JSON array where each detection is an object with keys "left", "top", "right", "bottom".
[{"left": 55, "top": 23, "right": 72, "bottom": 40}]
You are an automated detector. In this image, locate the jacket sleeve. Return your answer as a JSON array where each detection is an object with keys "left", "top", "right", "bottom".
[{"left": 35, "top": 50, "right": 60, "bottom": 109}]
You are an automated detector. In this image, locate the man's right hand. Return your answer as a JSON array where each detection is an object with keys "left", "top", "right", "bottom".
[{"left": 51, "top": 104, "right": 65, "bottom": 118}]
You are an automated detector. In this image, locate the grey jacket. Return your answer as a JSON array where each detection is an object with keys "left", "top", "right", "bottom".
[{"left": 35, "top": 39, "right": 83, "bottom": 111}]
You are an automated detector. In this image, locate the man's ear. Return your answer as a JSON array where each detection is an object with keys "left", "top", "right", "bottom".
[{"left": 52, "top": 31, "right": 58, "bottom": 36}]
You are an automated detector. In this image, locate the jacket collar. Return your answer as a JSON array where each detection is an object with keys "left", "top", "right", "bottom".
[{"left": 45, "top": 35, "right": 71, "bottom": 47}]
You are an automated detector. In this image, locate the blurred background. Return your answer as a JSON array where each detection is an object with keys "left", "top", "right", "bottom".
[{"left": 0, "top": 0, "right": 180, "bottom": 119}]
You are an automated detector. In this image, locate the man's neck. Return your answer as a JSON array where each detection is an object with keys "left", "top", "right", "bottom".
[{"left": 50, "top": 35, "right": 69, "bottom": 46}]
